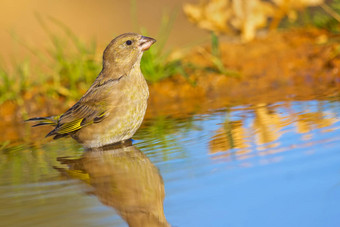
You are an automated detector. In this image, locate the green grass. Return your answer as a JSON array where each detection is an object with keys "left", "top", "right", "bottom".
[
  {"left": 209, "top": 32, "right": 239, "bottom": 77},
  {"left": 0, "top": 13, "right": 191, "bottom": 106},
  {"left": 279, "top": 0, "right": 340, "bottom": 33},
  {"left": 5, "top": 1, "right": 340, "bottom": 107},
  {"left": 311, "top": 1, "right": 340, "bottom": 33},
  {"left": 0, "top": 60, "right": 31, "bottom": 105},
  {"left": 141, "top": 47, "right": 188, "bottom": 83},
  {"left": 140, "top": 11, "right": 189, "bottom": 83},
  {"left": 1, "top": 15, "right": 101, "bottom": 105},
  {"left": 140, "top": 14, "right": 238, "bottom": 82},
  {"left": 32, "top": 15, "right": 101, "bottom": 99},
  {"left": 131, "top": 0, "right": 182, "bottom": 82},
  {"left": 0, "top": 7, "right": 241, "bottom": 107}
]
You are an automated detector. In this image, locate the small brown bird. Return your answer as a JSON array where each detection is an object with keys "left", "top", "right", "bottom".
[{"left": 26, "top": 33, "right": 156, "bottom": 148}]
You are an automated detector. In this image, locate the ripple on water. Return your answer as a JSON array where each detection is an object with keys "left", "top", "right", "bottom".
[{"left": 2, "top": 98, "right": 340, "bottom": 226}]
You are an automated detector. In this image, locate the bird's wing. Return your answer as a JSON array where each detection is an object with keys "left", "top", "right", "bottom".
[{"left": 47, "top": 79, "right": 121, "bottom": 137}]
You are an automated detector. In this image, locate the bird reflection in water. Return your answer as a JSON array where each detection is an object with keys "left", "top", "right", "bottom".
[{"left": 55, "top": 140, "right": 169, "bottom": 227}]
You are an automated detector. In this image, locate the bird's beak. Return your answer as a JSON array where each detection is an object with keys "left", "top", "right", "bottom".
[{"left": 139, "top": 36, "right": 156, "bottom": 51}]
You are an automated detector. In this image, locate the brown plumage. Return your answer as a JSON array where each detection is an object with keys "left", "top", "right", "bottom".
[{"left": 26, "top": 33, "right": 156, "bottom": 148}]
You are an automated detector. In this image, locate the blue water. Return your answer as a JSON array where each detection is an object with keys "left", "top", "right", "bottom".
[{"left": 1, "top": 100, "right": 340, "bottom": 226}]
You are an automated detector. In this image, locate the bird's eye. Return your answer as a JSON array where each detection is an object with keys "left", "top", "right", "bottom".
[{"left": 126, "top": 40, "right": 132, "bottom": 45}]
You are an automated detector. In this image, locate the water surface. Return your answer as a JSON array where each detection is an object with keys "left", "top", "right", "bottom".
[{"left": 1, "top": 98, "right": 340, "bottom": 226}]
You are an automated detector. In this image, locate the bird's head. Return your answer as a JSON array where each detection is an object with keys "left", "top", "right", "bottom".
[{"left": 102, "top": 33, "right": 156, "bottom": 72}]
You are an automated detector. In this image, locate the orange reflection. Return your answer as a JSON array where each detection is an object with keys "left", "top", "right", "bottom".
[
  {"left": 209, "top": 118, "right": 250, "bottom": 157},
  {"left": 296, "top": 112, "right": 337, "bottom": 134},
  {"left": 209, "top": 102, "right": 338, "bottom": 161},
  {"left": 252, "top": 103, "right": 286, "bottom": 149}
]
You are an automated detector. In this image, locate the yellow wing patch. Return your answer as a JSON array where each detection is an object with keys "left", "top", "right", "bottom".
[{"left": 57, "top": 118, "right": 85, "bottom": 134}]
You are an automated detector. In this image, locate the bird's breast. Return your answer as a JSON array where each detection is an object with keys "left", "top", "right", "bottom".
[
  {"left": 122, "top": 68, "right": 149, "bottom": 100},
  {"left": 74, "top": 69, "right": 149, "bottom": 148}
]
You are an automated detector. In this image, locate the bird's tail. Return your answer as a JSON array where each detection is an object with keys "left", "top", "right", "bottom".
[{"left": 25, "top": 115, "right": 60, "bottom": 127}]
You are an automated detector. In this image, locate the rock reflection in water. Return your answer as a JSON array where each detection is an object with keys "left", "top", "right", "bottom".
[
  {"left": 55, "top": 141, "right": 169, "bottom": 227},
  {"left": 209, "top": 101, "right": 338, "bottom": 160}
]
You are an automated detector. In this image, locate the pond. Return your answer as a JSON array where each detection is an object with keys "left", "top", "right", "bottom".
[{"left": 1, "top": 97, "right": 340, "bottom": 226}]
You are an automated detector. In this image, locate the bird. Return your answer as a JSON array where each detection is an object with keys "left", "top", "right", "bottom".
[{"left": 26, "top": 33, "right": 156, "bottom": 148}]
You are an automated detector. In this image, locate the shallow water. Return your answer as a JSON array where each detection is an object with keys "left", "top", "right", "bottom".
[{"left": 1, "top": 98, "right": 340, "bottom": 226}]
